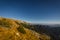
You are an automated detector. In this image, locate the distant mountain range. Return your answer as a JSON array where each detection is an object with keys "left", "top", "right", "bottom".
[{"left": 24, "top": 24, "right": 60, "bottom": 40}]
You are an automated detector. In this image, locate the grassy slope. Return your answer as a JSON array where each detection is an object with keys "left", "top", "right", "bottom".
[{"left": 0, "top": 17, "right": 50, "bottom": 40}]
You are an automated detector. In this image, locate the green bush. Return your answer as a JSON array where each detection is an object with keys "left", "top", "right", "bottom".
[
  {"left": 0, "top": 19, "right": 11, "bottom": 28},
  {"left": 17, "top": 26, "right": 26, "bottom": 34}
]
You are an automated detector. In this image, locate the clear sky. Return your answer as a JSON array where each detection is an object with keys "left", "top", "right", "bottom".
[{"left": 0, "top": 0, "right": 60, "bottom": 24}]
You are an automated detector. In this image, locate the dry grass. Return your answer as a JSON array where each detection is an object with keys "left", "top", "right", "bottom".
[{"left": 0, "top": 17, "right": 50, "bottom": 40}]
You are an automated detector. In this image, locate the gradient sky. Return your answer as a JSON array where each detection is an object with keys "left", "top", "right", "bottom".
[{"left": 0, "top": 0, "right": 60, "bottom": 24}]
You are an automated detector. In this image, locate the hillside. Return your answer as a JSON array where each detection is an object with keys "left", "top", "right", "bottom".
[{"left": 0, "top": 17, "right": 50, "bottom": 40}]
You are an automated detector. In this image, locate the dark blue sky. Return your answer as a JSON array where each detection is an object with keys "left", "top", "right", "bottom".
[{"left": 0, "top": 0, "right": 60, "bottom": 24}]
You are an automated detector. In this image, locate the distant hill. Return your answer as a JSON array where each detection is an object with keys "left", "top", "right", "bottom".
[{"left": 0, "top": 17, "right": 50, "bottom": 40}]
